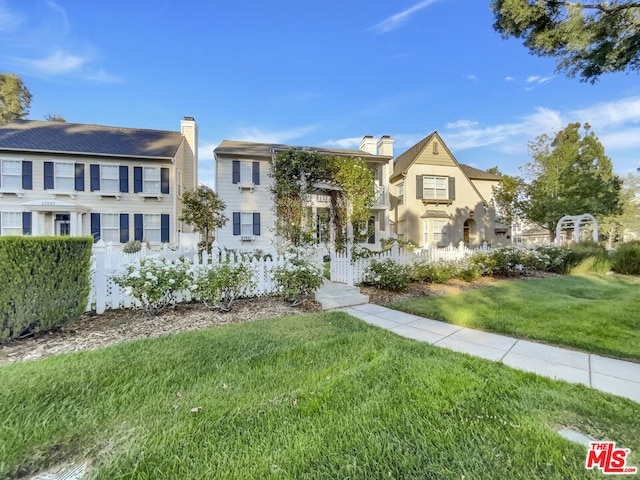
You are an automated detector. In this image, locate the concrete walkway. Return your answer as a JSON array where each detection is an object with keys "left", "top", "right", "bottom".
[{"left": 339, "top": 303, "right": 640, "bottom": 404}]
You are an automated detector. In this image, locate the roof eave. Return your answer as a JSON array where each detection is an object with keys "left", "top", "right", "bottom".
[{"left": 0, "top": 147, "right": 176, "bottom": 162}]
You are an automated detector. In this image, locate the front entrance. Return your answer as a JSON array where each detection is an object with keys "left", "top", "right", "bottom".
[
  {"left": 55, "top": 214, "right": 71, "bottom": 236},
  {"left": 463, "top": 218, "right": 478, "bottom": 246}
]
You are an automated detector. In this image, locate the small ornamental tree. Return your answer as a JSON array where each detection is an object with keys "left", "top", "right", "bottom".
[{"left": 179, "top": 185, "right": 228, "bottom": 252}]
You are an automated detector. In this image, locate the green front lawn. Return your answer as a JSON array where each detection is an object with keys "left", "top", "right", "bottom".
[
  {"left": 1, "top": 312, "right": 639, "bottom": 479},
  {"left": 389, "top": 274, "right": 640, "bottom": 362}
]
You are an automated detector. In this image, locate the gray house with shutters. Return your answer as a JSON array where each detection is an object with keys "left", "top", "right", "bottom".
[{"left": 0, "top": 117, "right": 198, "bottom": 245}]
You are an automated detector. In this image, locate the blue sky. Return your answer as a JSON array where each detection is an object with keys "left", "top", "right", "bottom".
[{"left": 1, "top": 0, "right": 639, "bottom": 189}]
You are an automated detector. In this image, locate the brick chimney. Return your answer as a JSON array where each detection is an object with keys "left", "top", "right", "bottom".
[
  {"left": 359, "top": 135, "right": 377, "bottom": 155},
  {"left": 377, "top": 135, "right": 394, "bottom": 157}
]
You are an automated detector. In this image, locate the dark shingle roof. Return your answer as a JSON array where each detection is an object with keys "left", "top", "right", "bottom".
[
  {"left": 390, "top": 133, "right": 436, "bottom": 180},
  {"left": 459, "top": 164, "right": 502, "bottom": 181},
  {"left": 0, "top": 120, "right": 184, "bottom": 159},
  {"left": 214, "top": 139, "right": 390, "bottom": 160}
]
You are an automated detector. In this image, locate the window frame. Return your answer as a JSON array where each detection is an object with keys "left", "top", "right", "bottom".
[
  {"left": 143, "top": 213, "right": 162, "bottom": 243},
  {"left": 143, "top": 167, "right": 161, "bottom": 194},
  {"left": 422, "top": 175, "right": 448, "bottom": 201},
  {"left": 0, "top": 159, "right": 22, "bottom": 190},
  {"left": 100, "top": 165, "right": 120, "bottom": 193},
  {"left": 54, "top": 161, "right": 75, "bottom": 192},
  {"left": 397, "top": 182, "right": 404, "bottom": 206},
  {"left": 101, "top": 213, "right": 120, "bottom": 243},
  {"left": 1, "top": 211, "right": 22, "bottom": 236}
]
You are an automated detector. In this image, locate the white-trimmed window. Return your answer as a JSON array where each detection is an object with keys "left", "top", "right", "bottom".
[
  {"left": 55, "top": 162, "right": 74, "bottom": 191},
  {"left": 144, "top": 214, "right": 161, "bottom": 243},
  {"left": 240, "top": 162, "right": 252, "bottom": 184},
  {"left": 396, "top": 220, "right": 405, "bottom": 241},
  {"left": 101, "top": 165, "right": 119, "bottom": 193},
  {"left": 0, "top": 159, "right": 21, "bottom": 189},
  {"left": 1, "top": 212, "right": 22, "bottom": 236},
  {"left": 101, "top": 213, "right": 120, "bottom": 243},
  {"left": 241, "top": 212, "right": 253, "bottom": 236},
  {"left": 143, "top": 167, "right": 161, "bottom": 194},
  {"left": 397, "top": 182, "right": 404, "bottom": 205},
  {"left": 423, "top": 176, "right": 447, "bottom": 200},
  {"left": 177, "top": 170, "right": 182, "bottom": 198},
  {"left": 423, "top": 219, "right": 448, "bottom": 246}
]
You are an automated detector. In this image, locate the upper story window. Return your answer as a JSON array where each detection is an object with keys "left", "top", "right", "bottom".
[
  {"left": 232, "top": 160, "right": 260, "bottom": 189},
  {"left": 423, "top": 176, "right": 447, "bottom": 200},
  {"left": 55, "top": 162, "right": 75, "bottom": 191},
  {"left": 133, "top": 166, "right": 169, "bottom": 196},
  {"left": 101, "top": 165, "right": 120, "bottom": 193},
  {"left": 177, "top": 170, "right": 182, "bottom": 198},
  {"left": 397, "top": 183, "right": 404, "bottom": 205},
  {"left": 0, "top": 160, "right": 21, "bottom": 189},
  {"left": 44, "top": 161, "right": 83, "bottom": 193},
  {"left": 143, "top": 167, "right": 161, "bottom": 193}
]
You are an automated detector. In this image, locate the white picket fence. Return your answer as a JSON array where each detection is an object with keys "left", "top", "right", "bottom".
[
  {"left": 88, "top": 241, "right": 288, "bottom": 314},
  {"left": 88, "top": 238, "right": 493, "bottom": 314},
  {"left": 330, "top": 241, "right": 492, "bottom": 285}
]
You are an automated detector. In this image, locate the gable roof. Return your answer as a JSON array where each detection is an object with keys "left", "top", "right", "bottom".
[
  {"left": 390, "top": 132, "right": 497, "bottom": 205},
  {"left": 214, "top": 139, "right": 390, "bottom": 161},
  {"left": 0, "top": 120, "right": 185, "bottom": 159},
  {"left": 459, "top": 164, "right": 502, "bottom": 181}
]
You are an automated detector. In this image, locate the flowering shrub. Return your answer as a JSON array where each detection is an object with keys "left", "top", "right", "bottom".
[
  {"left": 410, "top": 258, "right": 481, "bottom": 284},
  {"left": 272, "top": 247, "right": 324, "bottom": 306},
  {"left": 190, "top": 261, "right": 255, "bottom": 311},
  {"left": 115, "top": 257, "right": 190, "bottom": 315},
  {"left": 362, "top": 259, "right": 410, "bottom": 291}
]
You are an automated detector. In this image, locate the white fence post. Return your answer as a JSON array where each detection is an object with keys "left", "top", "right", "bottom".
[{"left": 94, "top": 240, "right": 107, "bottom": 314}]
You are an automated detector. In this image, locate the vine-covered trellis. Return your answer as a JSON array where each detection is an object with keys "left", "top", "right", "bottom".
[{"left": 270, "top": 150, "right": 376, "bottom": 251}]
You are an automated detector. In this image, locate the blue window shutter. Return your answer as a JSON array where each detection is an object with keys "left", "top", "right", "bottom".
[
  {"left": 90, "top": 164, "right": 100, "bottom": 191},
  {"left": 119, "top": 166, "right": 129, "bottom": 193},
  {"left": 134, "top": 214, "right": 143, "bottom": 241},
  {"left": 74, "top": 163, "right": 85, "bottom": 191},
  {"left": 161, "top": 214, "right": 170, "bottom": 243},
  {"left": 252, "top": 162, "right": 260, "bottom": 185},
  {"left": 91, "top": 213, "right": 101, "bottom": 243},
  {"left": 22, "top": 161, "right": 32, "bottom": 190},
  {"left": 448, "top": 177, "right": 456, "bottom": 200},
  {"left": 416, "top": 175, "right": 423, "bottom": 199},
  {"left": 120, "top": 214, "right": 129, "bottom": 243},
  {"left": 253, "top": 213, "right": 260, "bottom": 236},
  {"left": 233, "top": 212, "right": 240, "bottom": 235},
  {"left": 22, "top": 212, "right": 32, "bottom": 235},
  {"left": 134, "top": 167, "right": 143, "bottom": 193},
  {"left": 161, "top": 168, "right": 170, "bottom": 194},
  {"left": 44, "top": 162, "right": 54, "bottom": 190},
  {"left": 232, "top": 161, "right": 240, "bottom": 184}
]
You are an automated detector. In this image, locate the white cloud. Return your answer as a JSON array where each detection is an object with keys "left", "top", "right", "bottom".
[
  {"left": 0, "top": 2, "right": 24, "bottom": 32},
  {"left": 505, "top": 76, "right": 514, "bottom": 82},
  {"left": 369, "top": 0, "right": 440, "bottom": 34},
  {"left": 233, "top": 124, "right": 318, "bottom": 144},
  {"left": 446, "top": 119, "right": 479, "bottom": 129},
  {"left": 465, "top": 74, "right": 478, "bottom": 81},
  {"left": 571, "top": 96, "right": 640, "bottom": 129},
  {"left": 46, "top": 0, "right": 69, "bottom": 34},
  {"left": 324, "top": 136, "right": 362, "bottom": 149},
  {"left": 526, "top": 75, "right": 540, "bottom": 83},
  {"left": 20, "top": 49, "right": 87, "bottom": 75}
]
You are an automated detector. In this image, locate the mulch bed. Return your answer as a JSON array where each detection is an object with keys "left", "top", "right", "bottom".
[{"left": 1, "top": 273, "right": 555, "bottom": 365}]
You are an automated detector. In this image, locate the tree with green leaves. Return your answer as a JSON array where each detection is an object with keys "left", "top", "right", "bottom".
[
  {"left": 524, "top": 123, "right": 622, "bottom": 239},
  {"left": 44, "top": 113, "right": 66, "bottom": 122},
  {"left": 0, "top": 73, "right": 32, "bottom": 125},
  {"left": 487, "top": 166, "right": 526, "bottom": 227},
  {"left": 599, "top": 172, "right": 640, "bottom": 245},
  {"left": 178, "top": 185, "right": 228, "bottom": 253},
  {"left": 490, "top": 0, "right": 640, "bottom": 82}
]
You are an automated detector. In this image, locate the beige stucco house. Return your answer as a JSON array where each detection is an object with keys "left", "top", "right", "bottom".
[
  {"left": 0, "top": 117, "right": 198, "bottom": 245},
  {"left": 390, "top": 132, "right": 505, "bottom": 248},
  {"left": 213, "top": 136, "right": 394, "bottom": 251}
]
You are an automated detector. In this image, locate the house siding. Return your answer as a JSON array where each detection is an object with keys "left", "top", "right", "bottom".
[{"left": 215, "top": 156, "right": 275, "bottom": 251}]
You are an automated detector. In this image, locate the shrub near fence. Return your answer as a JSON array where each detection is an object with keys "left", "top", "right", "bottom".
[{"left": 0, "top": 236, "right": 93, "bottom": 340}]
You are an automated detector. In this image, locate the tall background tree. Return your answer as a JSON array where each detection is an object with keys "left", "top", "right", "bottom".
[
  {"left": 491, "top": 0, "right": 640, "bottom": 82},
  {"left": 178, "top": 185, "right": 228, "bottom": 253},
  {"left": 599, "top": 172, "right": 640, "bottom": 245},
  {"left": 0, "top": 73, "right": 32, "bottom": 125},
  {"left": 492, "top": 123, "right": 623, "bottom": 240}
]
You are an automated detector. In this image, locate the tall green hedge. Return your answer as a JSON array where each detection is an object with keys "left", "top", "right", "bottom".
[{"left": 0, "top": 236, "right": 93, "bottom": 340}]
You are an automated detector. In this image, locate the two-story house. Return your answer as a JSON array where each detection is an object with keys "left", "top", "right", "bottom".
[
  {"left": 390, "top": 132, "right": 504, "bottom": 248},
  {"left": 0, "top": 117, "right": 198, "bottom": 245},
  {"left": 213, "top": 136, "right": 394, "bottom": 251}
]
